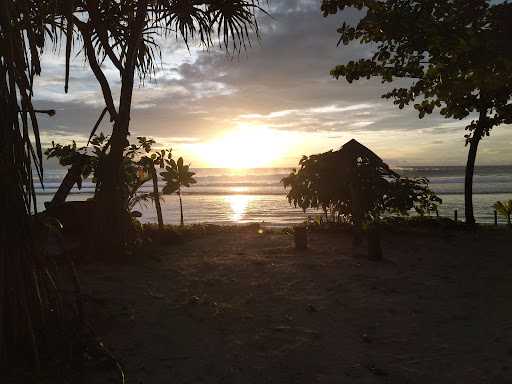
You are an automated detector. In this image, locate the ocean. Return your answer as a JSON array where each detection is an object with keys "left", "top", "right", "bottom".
[{"left": 35, "top": 166, "right": 512, "bottom": 227}]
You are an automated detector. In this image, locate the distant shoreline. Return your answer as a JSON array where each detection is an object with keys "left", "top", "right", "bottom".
[{"left": 35, "top": 166, "right": 512, "bottom": 225}]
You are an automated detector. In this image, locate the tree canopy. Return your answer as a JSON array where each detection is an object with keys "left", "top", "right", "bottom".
[
  {"left": 323, "top": 0, "right": 512, "bottom": 127},
  {"left": 321, "top": 0, "right": 512, "bottom": 224},
  {"left": 282, "top": 139, "right": 441, "bottom": 224},
  {"left": 59, "top": 0, "right": 268, "bottom": 121},
  {"left": 161, "top": 156, "right": 197, "bottom": 226}
]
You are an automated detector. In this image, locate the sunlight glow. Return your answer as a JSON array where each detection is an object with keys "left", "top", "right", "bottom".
[
  {"left": 230, "top": 186, "right": 249, "bottom": 193},
  {"left": 199, "top": 124, "right": 292, "bottom": 168},
  {"left": 226, "top": 195, "right": 252, "bottom": 222}
]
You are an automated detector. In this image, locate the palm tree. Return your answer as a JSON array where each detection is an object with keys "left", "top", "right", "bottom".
[
  {"left": 494, "top": 200, "right": 512, "bottom": 226},
  {"left": 0, "top": 0, "right": 71, "bottom": 373},
  {"left": 161, "top": 157, "right": 196, "bottom": 226},
  {"left": 56, "top": 0, "right": 268, "bottom": 256}
]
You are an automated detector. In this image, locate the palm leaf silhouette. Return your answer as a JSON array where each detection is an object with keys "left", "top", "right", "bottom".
[
  {"left": 161, "top": 157, "right": 196, "bottom": 225},
  {"left": 494, "top": 200, "right": 512, "bottom": 225}
]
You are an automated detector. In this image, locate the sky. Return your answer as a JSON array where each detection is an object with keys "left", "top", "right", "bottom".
[{"left": 34, "top": 0, "right": 512, "bottom": 168}]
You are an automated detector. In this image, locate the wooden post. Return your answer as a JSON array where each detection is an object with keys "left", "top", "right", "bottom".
[
  {"left": 367, "top": 224, "right": 382, "bottom": 261},
  {"left": 494, "top": 210, "right": 498, "bottom": 226},
  {"left": 294, "top": 226, "right": 308, "bottom": 250},
  {"left": 454, "top": 209, "right": 458, "bottom": 222}
]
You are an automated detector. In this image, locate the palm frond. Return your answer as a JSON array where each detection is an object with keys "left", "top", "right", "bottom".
[{"left": 1, "top": 0, "right": 76, "bottom": 374}]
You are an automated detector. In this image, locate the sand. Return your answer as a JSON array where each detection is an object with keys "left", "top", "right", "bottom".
[{"left": 79, "top": 226, "right": 512, "bottom": 383}]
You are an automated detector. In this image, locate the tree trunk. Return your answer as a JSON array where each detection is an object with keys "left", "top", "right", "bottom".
[
  {"left": 87, "top": 2, "right": 148, "bottom": 258},
  {"left": 1, "top": 88, "right": 41, "bottom": 373},
  {"left": 90, "top": 75, "right": 135, "bottom": 257},
  {"left": 294, "top": 226, "right": 308, "bottom": 249},
  {"left": 367, "top": 224, "right": 382, "bottom": 260},
  {"left": 350, "top": 182, "right": 363, "bottom": 247},
  {"left": 151, "top": 165, "right": 163, "bottom": 230},
  {"left": 464, "top": 112, "right": 486, "bottom": 225},
  {"left": 178, "top": 191, "right": 184, "bottom": 226},
  {"left": 46, "top": 164, "right": 82, "bottom": 208},
  {"left": 92, "top": 138, "right": 129, "bottom": 257}
]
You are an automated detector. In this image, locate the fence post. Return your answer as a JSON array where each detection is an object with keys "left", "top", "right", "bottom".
[
  {"left": 454, "top": 209, "right": 458, "bottom": 223},
  {"left": 494, "top": 210, "right": 498, "bottom": 226}
]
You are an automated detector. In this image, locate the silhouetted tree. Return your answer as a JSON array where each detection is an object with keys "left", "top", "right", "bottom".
[
  {"left": 57, "top": 1, "right": 268, "bottom": 256},
  {"left": 283, "top": 139, "right": 441, "bottom": 258},
  {"left": 322, "top": 0, "right": 512, "bottom": 224},
  {"left": 46, "top": 135, "right": 170, "bottom": 225},
  {"left": 161, "top": 157, "right": 197, "bottom": 226},
  {"left": 45, "top": 141, "right": 95, "bottom": 208},
  {"left": 0, "top": 0, "right": 67, "bottom": 373}
]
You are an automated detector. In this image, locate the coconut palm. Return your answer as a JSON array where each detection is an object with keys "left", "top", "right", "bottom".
[
  {"left": 494, "top": 200, "right": 512, "bottom": 226},
  {"left": 161, "top": 157, "right": 197, "bottom": 226}
]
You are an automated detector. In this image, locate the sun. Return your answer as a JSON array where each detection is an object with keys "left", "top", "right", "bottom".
[{"left": 199, "top": 124, "right": 291, "bottom": 168}]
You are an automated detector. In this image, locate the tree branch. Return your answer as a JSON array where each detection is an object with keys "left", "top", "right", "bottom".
[
  {"left": 73, "top": 16, "right": 118, "bottom": 123},
  {"left": 85, "top": 0, "right": 124, "bottom": 72}
]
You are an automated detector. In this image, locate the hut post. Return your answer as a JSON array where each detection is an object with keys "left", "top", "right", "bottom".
[{"left": 294, "top": 226, "right": 308, "bottom": 250}]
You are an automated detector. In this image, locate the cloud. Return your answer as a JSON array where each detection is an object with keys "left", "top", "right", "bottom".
[{"left": 31, "top": 0, "right": 512, "bottom": 166}]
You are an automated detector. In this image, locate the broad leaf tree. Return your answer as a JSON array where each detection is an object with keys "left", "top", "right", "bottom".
[
  {"left": 282, "top": 139, "right": 441, "bottom": 224},
  {"left": 322, "top": 0, "right": 512, "bottom": 224}
]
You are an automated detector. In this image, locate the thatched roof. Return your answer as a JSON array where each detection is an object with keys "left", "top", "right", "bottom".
[{"left": 334, "top": 139, "right": 399, "bottom": 178}]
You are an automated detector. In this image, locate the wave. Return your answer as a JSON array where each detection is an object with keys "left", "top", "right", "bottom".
[
  {"left": 35, "top": 166, "right": 512, "bottom": 198},
  {"left": 33, "top": 189, "right": 512, "bottom": 197}
]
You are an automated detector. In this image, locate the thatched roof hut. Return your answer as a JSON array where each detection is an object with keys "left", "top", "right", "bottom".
[{"left": 334, "top": 139, "right": 398, "bottom": 179}]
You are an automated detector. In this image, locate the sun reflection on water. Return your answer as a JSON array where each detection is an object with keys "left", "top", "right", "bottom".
[{"left": 226, "top": 195, "right": 252, "bottom": 222}]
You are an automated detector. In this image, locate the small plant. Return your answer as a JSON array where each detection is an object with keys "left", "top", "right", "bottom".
[
  {"left": 45, "top": 141, "right": 95, "bottom": 207},
  {"left": 494, "top": 200, "right": 512, "bottom": 226},
  {"left": 46, "top": 135, "right": 170, "bottom": 222},
  {"left": 161, "top": 157, "right": 197, "bottom": 226},
  {"left": 138, "top": 148, "right": 173, "bottom": 230}
]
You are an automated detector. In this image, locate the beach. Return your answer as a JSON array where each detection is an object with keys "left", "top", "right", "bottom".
[
  {"left": 5, "top": 1, "right": 512, "bottom": 382},
  {"left": 79, "top": 225, "right": 512, "bottom": 383}
]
